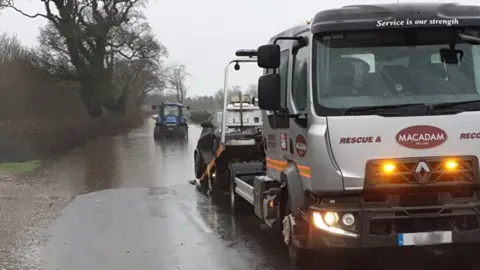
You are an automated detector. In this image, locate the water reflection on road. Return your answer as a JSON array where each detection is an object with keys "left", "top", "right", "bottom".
[
  {"left": 46, "top": 120, "right": 199, "bottom": 194},
  {"left": 36, "top": 121, "right": 297, "bottom": 270}
]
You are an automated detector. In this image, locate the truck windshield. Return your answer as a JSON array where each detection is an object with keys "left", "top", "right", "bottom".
[
  {"left": 163, "top": 105, "right": 179, "bottom": 116},
  {"left": 313, "top": 28, "right": 480, "bottom": 114}
]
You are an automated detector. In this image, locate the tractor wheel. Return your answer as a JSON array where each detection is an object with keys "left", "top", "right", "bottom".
[{"left": 153, "top": 126, "right": 161, "bottom": 140}]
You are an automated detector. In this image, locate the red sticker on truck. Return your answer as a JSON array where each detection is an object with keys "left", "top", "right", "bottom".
[
  {"left": 295, "top": 135, "right": 307, "bottom": 158},
  {"left": 280, "top": 133, "right": 287, "bottom": 151},
  {"left": 396, "top": 125, "right": 447, "bottom": 149}
]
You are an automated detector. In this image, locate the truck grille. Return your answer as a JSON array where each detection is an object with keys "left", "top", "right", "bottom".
[
  {"left": 370, "top": 213, "right": 479, "bottom": 235},
  {"left": 365, "top": 156, "right": 478, "bottom": 187}
]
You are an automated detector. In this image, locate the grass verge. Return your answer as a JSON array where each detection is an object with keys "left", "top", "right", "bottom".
[{"left": 0, "top": 160, "right": 40, "bottom": 174}]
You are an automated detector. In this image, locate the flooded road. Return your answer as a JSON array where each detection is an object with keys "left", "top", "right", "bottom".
[
  {"left": 44, "top": 120, "right": 198, "bottom": 193},
  {"left": 7, "top": 121, "right": 460, "bottom": 270},
  {"left": 23, "top": 121, "right": 294, "bottom": 270}
]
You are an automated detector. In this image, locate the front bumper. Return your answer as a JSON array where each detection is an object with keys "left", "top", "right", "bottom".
[{"left": 304, "top": 202, "right": 480, "bottom": 249}]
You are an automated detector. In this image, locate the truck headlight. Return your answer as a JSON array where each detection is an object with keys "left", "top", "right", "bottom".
[
  {"left": 312, "top": 211, "right": 358, "bottom": 238},
  {"left": 323, "top": 212, "right": 339, "bottom": 226}
]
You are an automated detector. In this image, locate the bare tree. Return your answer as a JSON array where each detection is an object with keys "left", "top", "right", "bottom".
[
  {"left": 214, "top": 88, "right": 224, "bottom": 107},
  {"left": 112, "top": 59, "right": 166, "bottom": 112},
  {"left": 5, "top": 0, "right": 167, "bottom": 117},
  {"left": 166, "top": 64, "right": 189, "bottom": 104},
  {"left": 0, "top": 33, "right": 26, "bottom": 64}
]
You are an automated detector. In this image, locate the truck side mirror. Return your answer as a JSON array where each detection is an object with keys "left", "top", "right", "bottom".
[
  {"left": 257, "top": 44, "right": 280, "bottom": 69},
  {"left": 258, "top": 74, "right": 283, "bottom": 111}
]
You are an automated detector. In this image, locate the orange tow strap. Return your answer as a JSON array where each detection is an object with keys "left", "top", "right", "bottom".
[{"left": 199, "top": 144, "right": 225, "bottom": 183}]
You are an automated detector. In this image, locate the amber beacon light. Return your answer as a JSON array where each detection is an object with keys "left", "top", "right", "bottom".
[
  {"left": 381, "top": 162, "right": 396, "bottom": 174},
  {"left": 444, "top": 159, "right": 459, "bottom": 171}
]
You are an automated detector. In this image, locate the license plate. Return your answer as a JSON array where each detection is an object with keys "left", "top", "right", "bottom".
[
  {"left": 398, "top": 231, "right": 452, "bottom": 246},
  {"left": 168, "top": 127, "right": 174, "bottom": 130}
]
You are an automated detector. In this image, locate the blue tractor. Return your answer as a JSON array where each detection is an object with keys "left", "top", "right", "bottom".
[{"left": 152, "top": 102, "right": 190, "bottom": 139}]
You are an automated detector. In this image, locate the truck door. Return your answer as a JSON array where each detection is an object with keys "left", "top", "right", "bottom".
[
  {"left": 264, "top": 40, "right": 291, "bottom": 180},
  {"left": 286, "top": 32, "right": 311, "bottom": 183}
]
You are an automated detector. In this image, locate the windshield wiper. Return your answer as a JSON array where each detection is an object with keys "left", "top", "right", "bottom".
[
  {"left": 344, "top": 103, "right": 427, "bottom": 115},
  {"left": 429, "top": 99, "right": 480, "bottom": 110},
  {"left": 458, "top": 32, "right": 480, "bottom": 44}
]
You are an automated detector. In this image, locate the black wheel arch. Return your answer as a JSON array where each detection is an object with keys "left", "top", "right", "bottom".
[{"left": 281, "top": 163, "right": 306, "bottom": 216}]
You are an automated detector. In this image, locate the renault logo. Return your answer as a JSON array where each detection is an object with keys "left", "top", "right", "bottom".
[{"left": 414, "top": 161, "right": 431, "bottom": 184}]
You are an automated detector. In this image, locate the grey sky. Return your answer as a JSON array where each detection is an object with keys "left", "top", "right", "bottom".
[{"left": 0, "top": 0, "right": 460, "bottom": 96}]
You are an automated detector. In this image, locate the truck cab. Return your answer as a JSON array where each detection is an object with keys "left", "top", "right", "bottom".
[{"left": 253, "top": 2, "right": 480, "bottom": 267}]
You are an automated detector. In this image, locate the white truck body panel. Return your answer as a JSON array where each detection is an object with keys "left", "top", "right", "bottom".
[{"left": 325, "top": 113, "right": 480, "bottom": 190}]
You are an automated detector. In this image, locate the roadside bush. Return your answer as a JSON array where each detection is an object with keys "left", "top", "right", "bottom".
[{"left": 0, "top": 33, "right": 144, "bottom": 162}]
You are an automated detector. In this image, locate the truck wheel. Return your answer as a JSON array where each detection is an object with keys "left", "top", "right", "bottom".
[{"left": 284, "top": 199, "right": 315, "bottom": 269}]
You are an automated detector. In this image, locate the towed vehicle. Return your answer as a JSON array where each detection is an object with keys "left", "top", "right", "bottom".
[{"left": 193, "top": 94, "right": 264, "bottom": 186}]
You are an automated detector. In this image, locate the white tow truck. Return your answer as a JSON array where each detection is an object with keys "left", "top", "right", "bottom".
[{"left": 195, "top": 3, "right": 480, "bottom": 269}]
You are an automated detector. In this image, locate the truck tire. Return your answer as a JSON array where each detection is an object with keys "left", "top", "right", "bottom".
[{"left": 284, "top": 198, "right": 315, "bottom": 269}]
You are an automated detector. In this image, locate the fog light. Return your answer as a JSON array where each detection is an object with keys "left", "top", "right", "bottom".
[
  {"left": 342, "top": 213, "right": 355, "bottom": 227},
  {"left": 323, "top": 212, "right": 339, "bottom": 226}
]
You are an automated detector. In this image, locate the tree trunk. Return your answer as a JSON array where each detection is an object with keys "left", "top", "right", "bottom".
[{"left": 79, "top": 78, "right": 103, "bottom": 118}]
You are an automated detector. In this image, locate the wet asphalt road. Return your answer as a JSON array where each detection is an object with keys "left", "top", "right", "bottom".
[
  {"left": 16, "top": 121, "right": 461, "bottom": 270},
  {"left": 29, "top": 122, "right": 293, "bottom": 270}
]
